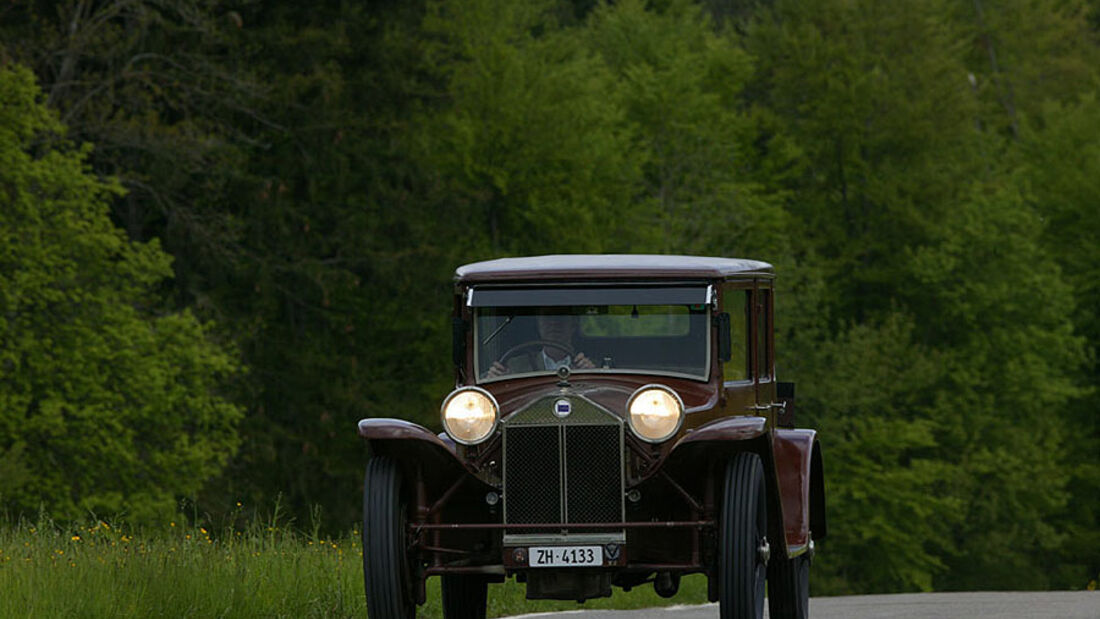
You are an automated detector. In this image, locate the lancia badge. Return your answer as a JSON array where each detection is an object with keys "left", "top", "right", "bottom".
[{"left": 553, "top": 398, "right": 572, "bottom": 418}]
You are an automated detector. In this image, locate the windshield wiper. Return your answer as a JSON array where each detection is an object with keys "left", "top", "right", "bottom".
[{"left": 481, "top": 314, "right": 514, "bottom": 345}]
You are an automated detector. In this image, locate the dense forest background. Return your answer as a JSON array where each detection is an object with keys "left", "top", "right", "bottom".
[{"left": 1, "top": 0, "right": 1097, "bottom": 595}]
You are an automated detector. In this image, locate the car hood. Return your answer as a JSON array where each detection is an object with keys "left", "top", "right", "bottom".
[{"left": 483, "top": 376, "right": 715, "bottom": 422}]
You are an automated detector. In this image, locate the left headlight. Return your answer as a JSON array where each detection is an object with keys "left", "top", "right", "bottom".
[
  {"left": 441, "top": 387, "right": 499, "bottom": 445},
  {"left": 627, "top": 385, "right": 684, "bottom": 443}
]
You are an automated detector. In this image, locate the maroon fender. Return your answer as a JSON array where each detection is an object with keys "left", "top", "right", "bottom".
[
  {"left": 675, "top": 415, "right": 768, "bottom": 446},
  {"left": 773, "top": 429, "right": 826, "bottom": 552},
  {"left": 359, "top": 418, "right": 456, "bottom": 449},
  {"left": 357, "top": 418, "right": 474, "bottom": 495},
  {"left": 659, "top": 416, "right": 771, "bottom": 483}
]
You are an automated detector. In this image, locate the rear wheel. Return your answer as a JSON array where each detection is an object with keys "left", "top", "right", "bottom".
[
  {"left": 767, "top": 552, "right": 810, "bottom": 619},
  {"left": 363, "top": 457, "right": 415, "bottom": 619},
  {"left": 718, "top": 452, "right": 768, "bottom": 619},
  {"left": 441, "top": 574, "right": 488, "bottom": 619}
]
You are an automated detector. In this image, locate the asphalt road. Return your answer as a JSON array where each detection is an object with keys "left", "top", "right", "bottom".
[{"left": 505, "top": 592, "right": 1099, "bottom": 619}]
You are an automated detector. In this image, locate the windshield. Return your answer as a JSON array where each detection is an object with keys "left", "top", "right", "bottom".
[{"left": 475, "top": 303, "right": 710, "bottom": 382}]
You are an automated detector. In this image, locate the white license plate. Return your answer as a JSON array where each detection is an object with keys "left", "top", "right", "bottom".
[{"left": 529, "top": 545, "right": 603, "bottom": 567}]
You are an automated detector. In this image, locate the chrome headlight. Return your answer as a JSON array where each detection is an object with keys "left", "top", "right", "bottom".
[
  {"left": 627, "top": 384, "right": 684, "bottom": 443},
  {"left": 441, "top": 387, "right": 499, "bottom": 445}
]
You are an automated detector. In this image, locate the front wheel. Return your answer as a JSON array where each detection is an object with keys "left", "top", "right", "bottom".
[
  {"left": 767, "top": 552, "right": 810, "bottom": 619},
  {"left": 719, "top": 452, "right": 768, "bottom": 619},
  {"left": 363, "top": 457, "right": 416, "bottom": 619}
]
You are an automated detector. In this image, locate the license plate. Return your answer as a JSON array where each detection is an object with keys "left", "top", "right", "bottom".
[{"left": 529, "top": 545, "right": 603, "bottom": 567}]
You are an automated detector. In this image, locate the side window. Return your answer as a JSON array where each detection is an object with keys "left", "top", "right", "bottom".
[
  {"left": 756, "top": 288, "right": 772, "bottom": 380},
  {"left": 721, "top": 287, "right": 751, "bottom": 382}
]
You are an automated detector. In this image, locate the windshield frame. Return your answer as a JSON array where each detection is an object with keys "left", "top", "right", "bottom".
[{"left": 471, "top": 286, "right": 713, "bottom": 384}]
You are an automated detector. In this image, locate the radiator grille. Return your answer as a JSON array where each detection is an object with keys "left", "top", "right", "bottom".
[
  {"left": 502, "top": 396, "right": 624, "bottom": 537},
  {"left": 565, "top": 425, "right": 622, "bottom": 524},
  {"left": 502, "top": 426, "right": 561, "bottom": 534}
]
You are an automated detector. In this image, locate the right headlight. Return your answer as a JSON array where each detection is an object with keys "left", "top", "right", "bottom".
[
  {"left": 627, "top": 384, "right": 684, "bottom": 443},
  {"left": 441, "top": 387, "right": 499, "bottom": 445}
]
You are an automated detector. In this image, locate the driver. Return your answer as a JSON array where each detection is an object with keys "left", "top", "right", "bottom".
[{"left": 485, "top": 312, "right": 596, "bottom": 378}]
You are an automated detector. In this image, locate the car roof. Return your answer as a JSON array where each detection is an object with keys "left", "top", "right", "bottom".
[{"left": 455, "top": 254, "right": 774, "bottom": 283}]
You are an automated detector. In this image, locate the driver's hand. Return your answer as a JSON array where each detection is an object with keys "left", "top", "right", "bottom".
[
  {"left": 485, "top": 361, "right": 510, "bottom": 378},
  {"left": 573, "top": 352, "right": 595, "bottom": 369}
]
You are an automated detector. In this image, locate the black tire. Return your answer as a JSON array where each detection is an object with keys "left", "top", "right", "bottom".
[
  {"left": 441, "top": 574, "right": 488, "bottom": 619},
  {"left": 719, "top": 452, "right": 768, "bottom": 619},
  {"left": 767, "top": 553, "right": 810, "bottom": 619},
  {"left": 363, "top": 457, "right": 415, "bottom": 619}
]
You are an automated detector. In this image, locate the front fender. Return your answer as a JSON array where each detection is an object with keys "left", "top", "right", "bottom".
[
  {"left": 358, "top": 418, "right": 477, "bottom": 499},
  {"left": 655, "top": 415, "right": 770, "bottom": 474},
  {"left": 676, "top": 415, "right": 769, "bottom": 446},
  {"left": 662, "top": 415, "right": 770, "bottom": 473}
]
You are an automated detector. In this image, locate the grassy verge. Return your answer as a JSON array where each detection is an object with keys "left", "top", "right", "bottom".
[{"left": 0, "top": 518, "right": 710, "bottom": 617}]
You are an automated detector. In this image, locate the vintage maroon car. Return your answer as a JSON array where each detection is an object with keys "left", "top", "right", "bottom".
[{"left": 358, "top": 255, "right": 825, "bottom": 619}]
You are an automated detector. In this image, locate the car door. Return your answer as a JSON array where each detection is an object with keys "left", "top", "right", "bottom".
[{"left": 720, "top": 283, "right": 756, "bottom": 415}]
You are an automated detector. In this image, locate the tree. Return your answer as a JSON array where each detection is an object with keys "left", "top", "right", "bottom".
[
  {"left": 797, "top": 316, "right": 957, "bottom": 594},
  {"left": 1013, "top": 94, "right": 1100, "bottom": 590},
  {"left": 419, "top": 0, "right": 642, "bottom": 255},
  {"left": 0, "top": 65, "right": 241, "bottom": 523},
  {"left": 907, "top": 184, "right": 1086, "bottom": 590},
  {"left": 585, "top": 0, "right": 793, "bottom": 257},
  {"left": 746, "top": 0, "right": 1090, "bottom": 592}
]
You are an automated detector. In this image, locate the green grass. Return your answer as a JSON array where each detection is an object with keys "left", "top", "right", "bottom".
[{"left": 0, "top": 518, "right": 710, "bottom": 618}]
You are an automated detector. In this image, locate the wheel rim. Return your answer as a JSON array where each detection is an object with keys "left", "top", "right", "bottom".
[
  {"left": 754, "top": 539, "right": 767, "bottom": 615},
  {"left": 754, "top": 480, "right": 767, "bottom": 616}
]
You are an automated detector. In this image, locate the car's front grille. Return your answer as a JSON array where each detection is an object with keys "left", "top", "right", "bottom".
[
  {"left": 564, "top": 425, "right": 621, "bottom": 524},
  {"left": 502, "top": 425, "right": 561, "bottom": 534},
  {"left": 502, "top": 396, "right": 624, "bottom": 538}
]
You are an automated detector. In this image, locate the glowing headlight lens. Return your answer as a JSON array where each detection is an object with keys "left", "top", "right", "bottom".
[
  {"left": 627, "top": 385, "right": 684, "bottom": 443},
  {"left": 441, "top": 387, "right": 499, "bottom": 445}
]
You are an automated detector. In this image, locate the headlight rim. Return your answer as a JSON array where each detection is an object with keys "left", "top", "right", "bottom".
[
  {"left": 626, "top": 383, "right": 685, "bottom": 444},
  {"left": 440, "top": 386, "right": 500, "bottom": 446}
]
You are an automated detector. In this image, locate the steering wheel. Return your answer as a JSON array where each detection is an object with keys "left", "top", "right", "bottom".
[{"left": 498, "top": 339, "right": 573, "bottom": 365}]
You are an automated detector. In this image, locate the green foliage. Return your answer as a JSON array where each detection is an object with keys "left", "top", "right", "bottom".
[
  {"left": 907, "top": 185, "right": 1086, "bottom": 589},
  {"left": 586, "top": 0, "right": 793, "bottom": 257},
  {"left": 1014, "top": 93, "right": 1100, "bottom": 590},
  {"left": 0, "top": 66, "right": 241, "bottom": 522},
  {"left": 798, "top": 316, "right": 957, "bottom": 593},
  {"left": 0, "top": 516, "right": 365, "bottom": 618},
  {"left": 749, "top": 0, "right": 1095, "bottom": 592},
  {"left": 421, "top": 0, "right": 642, "bottom": 254},
  {"left": 747, "top": 0, "right": 983, "bottom": 316}
]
